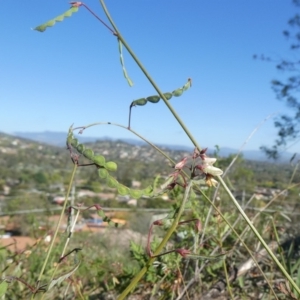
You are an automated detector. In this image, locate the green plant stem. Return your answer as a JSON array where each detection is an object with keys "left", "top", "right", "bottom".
[
  {"left": 60, "top": 209, "right": 81, "bottom": 263},
  {"left": 78, "top": 121, "right": 176, "bottom": 166},
  {"left": 37, "top": 164, "right": 78, "bottom": 287},
  {"left": 117, "top": 181, "right": 193, "bottom": 300},
  {"left": 98, "top": 0, "right": 201, "bottom": 152},
  {"left": 217, "top": 175, "right": 300, "bottom": 295}
]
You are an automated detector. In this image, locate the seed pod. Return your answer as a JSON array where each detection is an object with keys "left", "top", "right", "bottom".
[
  {"left": 98, "top": 168, "right": 108, "bottom": 179},
  {"left": 134, "top": 98, "right": 147, "bottom": 106},
  {"left": 163, "top": 93, "right": 173, "bottom": 100},
  {"left": 146, "top": 95, "right": 160, "bottom": 103},
  {"left": 105, "top": 161, "right": 117, "bottom": 172},
  {"left": 34, "top": 6, "right": 79, "bottom": 32},
  {"left": 70, "top": 138, "right": 78, "bottom": 148},
  {"left": 172, "top": 88, "right": 183, "bottom": 97},
  {"left": 77, "top": 144, "right": 85, "bottom": 154},
  {"left": 93, "top": 155, "right": 106, "bottom": 166},
  {"left": 130, "top": 189, "right": 142, "bottom": 199},
  {"left": 83, "top": 149, "right": 94, "bottom": 160},
  {"left": 118, "top": 185, "right": 130, "bottom": 196},
  {"left": 143, "top": 186, "right": 153, "bottom": 195},
  {"left": 106, "top": 176, "right": 118, "bottom": 188}
]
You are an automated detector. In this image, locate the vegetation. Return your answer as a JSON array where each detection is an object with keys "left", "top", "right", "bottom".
[
  {"left": 1, "top": 2, "right": 300, "bottom": 300},
  {"left": 257, "top": 0, "right": 300, "bottom": 158}
]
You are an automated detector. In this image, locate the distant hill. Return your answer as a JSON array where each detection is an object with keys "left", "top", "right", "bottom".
[{"left": 10, "top": 131, "right": 294, "bottom": 162}]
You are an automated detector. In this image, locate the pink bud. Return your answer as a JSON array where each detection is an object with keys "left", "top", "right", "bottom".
[
  {"left": 175, "top": 157, "right": 188, "bottom": 170},
  {"left": 94, "top": 204, "right": 102, "bottom": 210},
  {"left": 176, "top": 248, "right": 191, "bottom": 258},
  {"left": 154, "top": 220, "right": 163, "bottom": 226}
]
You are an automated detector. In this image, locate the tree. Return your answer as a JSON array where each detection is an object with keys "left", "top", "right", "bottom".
[{"left": 258, "top": 0, "right": 300, "bottom": 158}]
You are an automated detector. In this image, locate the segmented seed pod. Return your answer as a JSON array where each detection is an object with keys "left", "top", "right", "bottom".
[
  {"left": 146, "top": 95, "right": 160, "bottom": 103},
  {"left": 163, "top": 93, "right": 173, "bottom": 100},
  {"left": 142, "top": 186, "right": 153, "bottom": 196},
  {"left": 130, "top": 189, "right": 142, "bottom": 199},
  {"left": 118, "top": 185, "right": 130, "bottom": 196},
  {"left": 98, "top": 168, "right": 108, "bottom": 179},
  {"left": 77, "top": 144, "right": 85, "bottom": 153},
  {"left": 105, "top": 161, "right": 117, "bottom": 172},
  {"left": 83, "top": 149, "right": 94, "bottom": 160},
  {"left": 106, "top": 176, "right": 118, "bottom": 188},
  {"left": 93, "top": 155, "right": 106, "bottom": 166},
  {"left": 134, "top": 98, "right": 147, "bottom": 106},
  {"left": 172, "top": 88, "right": 183, "bottom": 97},
  {"left": 70, "top": 138, "right": 78, "bottom": 148}
]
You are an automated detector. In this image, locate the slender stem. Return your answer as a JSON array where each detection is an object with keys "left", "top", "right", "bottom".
[
  {"left": 78, "top": 121, "right": 176, "bottom": 166},
  {"left": 117, "top": 181, "right": 193, "bottom": 300},
  {"left": 98, "top": 0, "right": 202, "bottom": 152},
  {"left": 81, "top": 3, "right": 115, "bottom": 34},
  {"left": 218, "top": 175, "right": 300, "bottom": 295},
  {"left": 37, "top": 164, "right": 78, "bottom": 284},
  {"left": 60, "top": 209, "right": 81, "bottom": 263}
]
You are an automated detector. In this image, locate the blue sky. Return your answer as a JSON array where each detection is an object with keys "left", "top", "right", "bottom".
[{"left": 1, "top": 1, "right": 299, "bottom": 152}]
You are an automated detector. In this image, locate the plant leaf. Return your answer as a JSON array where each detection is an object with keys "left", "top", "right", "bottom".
[
  {"left": 34, "top": 6, "right": 79, "bottom": 32},
  {"left": 47, "top": 261, "right": 81, "bottom": 291},
  {"left": 118, "top": 39, "right": 133, "bottom": 87},
  {"left": 0, "top": 281, "right": 8, "bottom": 296}
]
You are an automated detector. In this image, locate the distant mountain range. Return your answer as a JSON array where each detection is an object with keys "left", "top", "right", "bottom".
[{"left": 10, "top": 131, "right": 294, "bottom": 162}]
